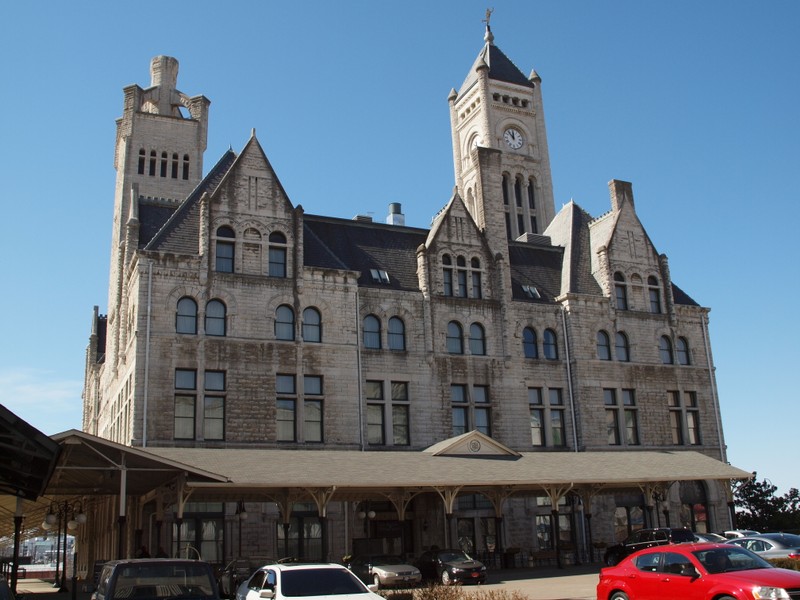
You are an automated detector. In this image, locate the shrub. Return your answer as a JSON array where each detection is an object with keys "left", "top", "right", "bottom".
[
  {"left": 769, "top": 558, "right": 800, "bottom": 571},
  {"left": 381, "top": 586, "right": 530, "bottom": 600}
]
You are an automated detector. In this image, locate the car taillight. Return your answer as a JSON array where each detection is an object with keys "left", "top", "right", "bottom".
[{"left": 788, "top": 553, "right": 800, "bottom": 560}]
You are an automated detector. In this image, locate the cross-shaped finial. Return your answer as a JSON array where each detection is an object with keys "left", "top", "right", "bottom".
[{"left": 483, "top": 8, "right": 494, "bottom": 27}]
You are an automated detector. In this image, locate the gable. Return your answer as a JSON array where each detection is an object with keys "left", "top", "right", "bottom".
[
  {"left": 211, "top": 135, "right": 295, "bottom": 221},
  {"left": 424, "top": 430, "right": 521, "bottom": 458}
]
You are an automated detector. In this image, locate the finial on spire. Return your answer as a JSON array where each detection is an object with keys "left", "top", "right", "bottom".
[{"left": 483, "top": 8, "right": 495, "bottom": 44}]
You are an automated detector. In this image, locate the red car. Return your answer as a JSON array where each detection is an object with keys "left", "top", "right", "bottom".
[{"left": 597, "top": 542, "right": 800, "bottom": 600}]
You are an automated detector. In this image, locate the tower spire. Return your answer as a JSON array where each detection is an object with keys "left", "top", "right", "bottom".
[{"left": 483, "top": 8, "right": 494, "bottom": 44}]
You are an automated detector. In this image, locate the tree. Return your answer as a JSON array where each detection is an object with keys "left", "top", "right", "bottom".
[{"left": 734, "top": 474, "right": 800, "bottom": 532}]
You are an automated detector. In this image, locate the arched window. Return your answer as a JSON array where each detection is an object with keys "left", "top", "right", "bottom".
[
  {"left": 615, "top": 332, "right": 630, "bottom": 362},
  {"left": 363, "top": 315, "right": 381, "bottom": 349},
  {"left": 660, "top": 336, "right": 674, "bottom": 364},
  {"left": 543, "top": 329, "right": 558, "bottom": 360},
  {"left": 523, "top": 327, "right": 538, "bottom": 358},
  {"left": 176, "top": 297, "right": 197, "bottom": 334},
  {"left": 275, "top": 305, "right": 295, "bottom": 341},
  {"left": 171, "top": 152, "right": 179, "bottom": 178},
  {"left": 470, "top": 257, "right": 482, "bottom": 299},
  {"left": 442, "top": 254, "right": 453, "bottom": 296},
  {"left": 469, "top": 323, "right": 486, "bottom": 355},
  {"left": 514, "top": 176, "right": 523, "bottom": 207},
  {"left": 648, "top": 276, "right": 662, "bottom": 314},
  {"left": 446, "top": 321, "right": 464, "bottom": 354},
  {"left": 388, "top": 317, "right": 406, "bottom": 351},
  {"left": 215, "top": 226, "right": 235, "bottom": 273},
  {"left": 614, "top": 272, "right": 628, "bottom": 310},
  {"left": 268, "top": 231, "right": 287, "bottom": 277},
  {"left": 138, "top": 149, "right": 146, "bottom": 175},
  {"left": 160, "top": 151, "right": 168, "bottom": 177},
  {"left": 597, "top": 330, "right": 611, "bottom": 360},
  {"left": 527, "top": 178, "right": 536, "bottom": 209},
  {"left": 677, "top": 337, "right": 691, "bottom": 365},
  {"left": 149, "top": 150, "right": 157, "bottom": 176},
  {"left": 502, "top": 173, "right": 510, "bottom": 205},
  {"left": 302, "top": 307, "right": 322, "bottom": 343},
  {"left": 205, "top": 300, "right": 226, "bottom": 336},
  {"left": 182, "top": 154, "right": 190, "bottom": 180}
]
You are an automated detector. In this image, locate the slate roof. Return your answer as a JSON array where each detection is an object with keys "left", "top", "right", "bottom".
[
  {"left": 507, "top": 241, "right": 563, "bottom": 303},
  {"left": 460, "top": 40, "right": 534, "bottom": 96},
  {"left": 141, "top": 149, "right": 237, "bottom": 251},
  {"left": 303, "top": 215, "right": 428, "bottom": 291}
]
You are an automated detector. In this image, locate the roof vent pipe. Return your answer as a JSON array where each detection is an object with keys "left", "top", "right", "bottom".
[{"left": 386, "top": 203, "right": 405, "bottom": 226}]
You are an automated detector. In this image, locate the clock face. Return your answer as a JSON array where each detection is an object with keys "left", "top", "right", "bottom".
[{"left": 503, "top": 128, "right": 524, "bottom": 149}]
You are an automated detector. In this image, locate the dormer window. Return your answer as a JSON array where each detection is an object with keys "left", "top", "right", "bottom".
[
  {"left": 522, "top": 285, "right": 540, "bottom": 299},
  {"left": 370, "top": 269, "right": 390, "bottom": 284}
]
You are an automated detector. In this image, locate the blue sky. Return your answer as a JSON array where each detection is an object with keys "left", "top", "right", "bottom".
[{"left": 1, "top": 1, "right": 798, "bottom": 495}]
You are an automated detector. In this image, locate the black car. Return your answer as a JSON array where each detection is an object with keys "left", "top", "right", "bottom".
[
  {"left": 603, "top": 527, "right": 696, "bottom": 566},
  {"left": 415, "top": 549, "right": 486, "bottom": 585}
]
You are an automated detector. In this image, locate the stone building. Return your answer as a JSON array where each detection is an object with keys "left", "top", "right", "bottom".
[{"left": 82, "top": 23, "right": 741, "bottom": 566}]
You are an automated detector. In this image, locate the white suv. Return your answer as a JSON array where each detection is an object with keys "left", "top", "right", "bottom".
[{"left": 236, "top": 563, "right": 382, "bottom": 600}]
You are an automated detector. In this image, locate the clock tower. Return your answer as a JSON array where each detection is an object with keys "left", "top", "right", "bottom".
[{"left": 449, "top": 18, "right": 556, "bottom": 250}]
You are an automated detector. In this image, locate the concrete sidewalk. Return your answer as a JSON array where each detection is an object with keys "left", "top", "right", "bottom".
[{"left": 14, "top": 566, "right": 601, "bottom": 600}]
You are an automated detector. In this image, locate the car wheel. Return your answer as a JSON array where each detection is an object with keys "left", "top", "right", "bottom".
[
  {"left": 440, "top": 570, "right": 451, "bottom": 585},
  {"left": 372, "top": 574, "right": 381, "bottom": 589},
  {"left": 609, "top": 592, "right": 629, "bottom": 600}
]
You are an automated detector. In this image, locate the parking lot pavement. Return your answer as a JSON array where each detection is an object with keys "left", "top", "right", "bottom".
[{"left": 475, "top": 565, "right": 600, "bottom": 599}]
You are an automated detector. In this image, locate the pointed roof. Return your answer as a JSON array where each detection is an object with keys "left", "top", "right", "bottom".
[
  {"left": 459, "top": 26, "right": 534, "bottom": 96},
  {"left": 424, "top": 430, "right": 521, "bottom": 458},
  {"left": 544, "top": 201, "right": 604, "bottom": 297}
]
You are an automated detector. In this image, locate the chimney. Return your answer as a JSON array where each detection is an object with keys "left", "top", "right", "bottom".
[
  {"left": 609, "top": 180, "right": 634, "bottom": 212},
  {"left": 386, "top": 202, "right": 405, "bottom": 226}
]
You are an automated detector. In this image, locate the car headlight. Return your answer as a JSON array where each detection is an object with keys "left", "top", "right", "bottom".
[
  {"left": 480, "top": 566, "right": 487, "bottom": 572},
  {"left": 752, "top": 586, "right": 790, "bottom": 600},
  {"left": 450, "top": 567, "right": 464, "bottom": 573}
]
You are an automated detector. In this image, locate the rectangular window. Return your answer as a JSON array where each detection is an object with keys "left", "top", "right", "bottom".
[
  {"left": 174, "top": 369, "right": 196, "bottom": 440},
  {"left": 391, "top": 382, "right": 410, "bottom": 446},
  {"left": 268, "top": 247, "right": 287, "bottom": 277},
  {"left": 276, "top": 374, "right": 296, "bottom": 442},
  {"left": 686, "top": 391, "right": 700, "bottom": 445},
  {"left": 529, "top": 387, "right": 544, "bottom": 446},
  {"left": 457, "top": 270, "right": 467, "bottom": 297},
  {"left": 452, "top": 406, "right": 468, "bottom": 436},
  {"left": 216, "top": 241, "right": 234, "bottom": 273},
  {"left": 549, "top": 388, "right": 565, "bottom": 446},
  {"left": 604, "top": 388, "right": 620, "bottom": 445},
  {"left": 367, "top": 404, "right": 385, "bottom": 445},
  {"left": 443, "top": 269, "right": 453, "bottom": 296},
  {"left": 669, "top": 390, "right": 701, "bottom": 446},
  {"left": 304, "top": 376, "right": 323, "bottom": 443},
  {"left": 622, "top": 389, "right": 639, "bottom": 445},
  {"left": 475, "top": 407, "right": 491, "bottom": 436},
  {"left": 203, "top": 370, "right": 225, "bottom": 440}
]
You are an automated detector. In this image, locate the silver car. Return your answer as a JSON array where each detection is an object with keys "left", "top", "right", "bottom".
[{"left": 727, "top": 533, "right": 800, "bottom": 560}]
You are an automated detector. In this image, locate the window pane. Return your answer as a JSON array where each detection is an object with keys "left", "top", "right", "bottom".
[
  {"left": 363, "top": 315, "right": 381, "bottom": 349},
  {"left": 204, "top": 397, "right": 224, "bottom": 440},
  {"left": 606, "top": 410, "right": 620, "bottom": 445},
  {"left": 391, "top": 381, "right": 408, "bottom": 401},
  {"left": 528, "top": 387, "right": 542, "bottom": 405},
  {"left": 530, "top": 408, "right": 544, "bottom": 446},
  {"left": 216, "top": 241, "right": 234, "bottom": 272},
  {"left": 475, "top": 407, "right": 491, "bottom": 436},
  {"left": 205, "top": 371, "right": 225, "bottom": 391},
  {"left": 276, "top": 374, "right": 295, "bottom": 394},
  {"left": 549, "top": 388, "right": 563, "bottom": 406},
  {"left": 670, "top": 411, "right": 683, "bottom": 444},
  {"left": 276, "top": 399, "right": 295, "bottom": 441},
  {"left": 625, "top": 409, "right": 639, "bottom": 445},
  {"left": 174, "top": 396, "right": 195, "bottom": 439},
  {"left": 206, "top": 300, "right": 226, "bottom": 336},
  {"left": 523, "top": 327, "right": 538, "bottom": 358},
  {"left": 176, "top": 298, "right": 197, "bottom": 334},
  {"left": 276, "top": 306, "right": 295, "bottom": 340},
  {"left": 367, "top": 404, "right": 385, "bottom": 445},
  {"left": 603, "top": 388, "right": 617, "bottom": 406},
  {"left": 447, "top": 322, "right": 463, "bottom": 354},
  {"left": 366, "top": 380, "right": 383, "bottom": 400},
  {"left": 269, "top": 247, "right": 287, "bottom": 277},
  {"left": 302, "top": 308, "right": 321, "bottom": 342},
  {"left": 649, "top": 288, "right": 661, "bottom": 313},
  {"left": 660, "top": 337, "right": 674, "bottom": 364},
  {"left": 597, "top": 331, "right": 611, "bottom": 360},
  {"left": 452, "top": 406, "right": 467, "bottom": 436},
  {"left": 471, "top": 271, "right": 482, "bottom": 299},
  {"left": 543, "top": 329, "right": 558, "bottom": 359},
  {"left": 175, "top": 369, "right": 196, "bottom": 389},
  {"left": 473, "top": 385, "right": 489, "bottom": 404},
  {"left": 469, "top": 323, "right": 486, "bottom": 355},
  {"left": 550, "top": 410, "right": 565, "bottom": 446},
  {"left": 677, "top": 338, "right": 690, "bottom": 365},
  {"left": 443, "top": 269, "right": 453, "bottom": 296},
  {"left": 388, "top": 317, "right": 406, "bottom": 351},
  {"left": 687, "top": 412, "right": 700, "bottom": 445},
  {"left": 615, "top": 332, "right": 629, "bottom": 362},
  {"left": 457, "top": 270, "right": 467, "bottom": 297},
  {"left": 451, "top": 385, "right": 467, "bottom": 403},
  {"left": 304, "top": 375, "right": 322, "bottom": 395},
  {"left": 392, "top": 405, "right": 410, "bottom": 446},
  {"left": 304, "top": 400, "right": 322, "bottom": 442}
]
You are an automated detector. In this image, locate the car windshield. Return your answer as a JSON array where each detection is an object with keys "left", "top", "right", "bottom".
[
  {"left": 111, "top": 563, "right": 217, "bottom": 600},
  {"left": 693, "top": 547, "right": 773, "bottom": 574},
  {"left": 439, "top": 551, "right": 471, "bottom": 562},
  {"left": 281, "top": 568, "right": 366, "bottom": 597}
]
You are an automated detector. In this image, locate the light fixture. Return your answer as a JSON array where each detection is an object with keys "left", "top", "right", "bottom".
[
  {"left": 236, "top": 500, "right": 248, "bottom": 521},
  {"left": 41, "top": 520, "right": 52, "bottom": 531}
]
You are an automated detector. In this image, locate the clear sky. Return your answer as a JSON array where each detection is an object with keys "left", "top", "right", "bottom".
[{"left": 1, "top": 1, "right": 798, "bottom": 494}]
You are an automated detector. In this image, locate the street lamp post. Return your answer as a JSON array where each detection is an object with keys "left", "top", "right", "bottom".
[{"left": 41, "top": 501, "right": 87, "bottom": 595}]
